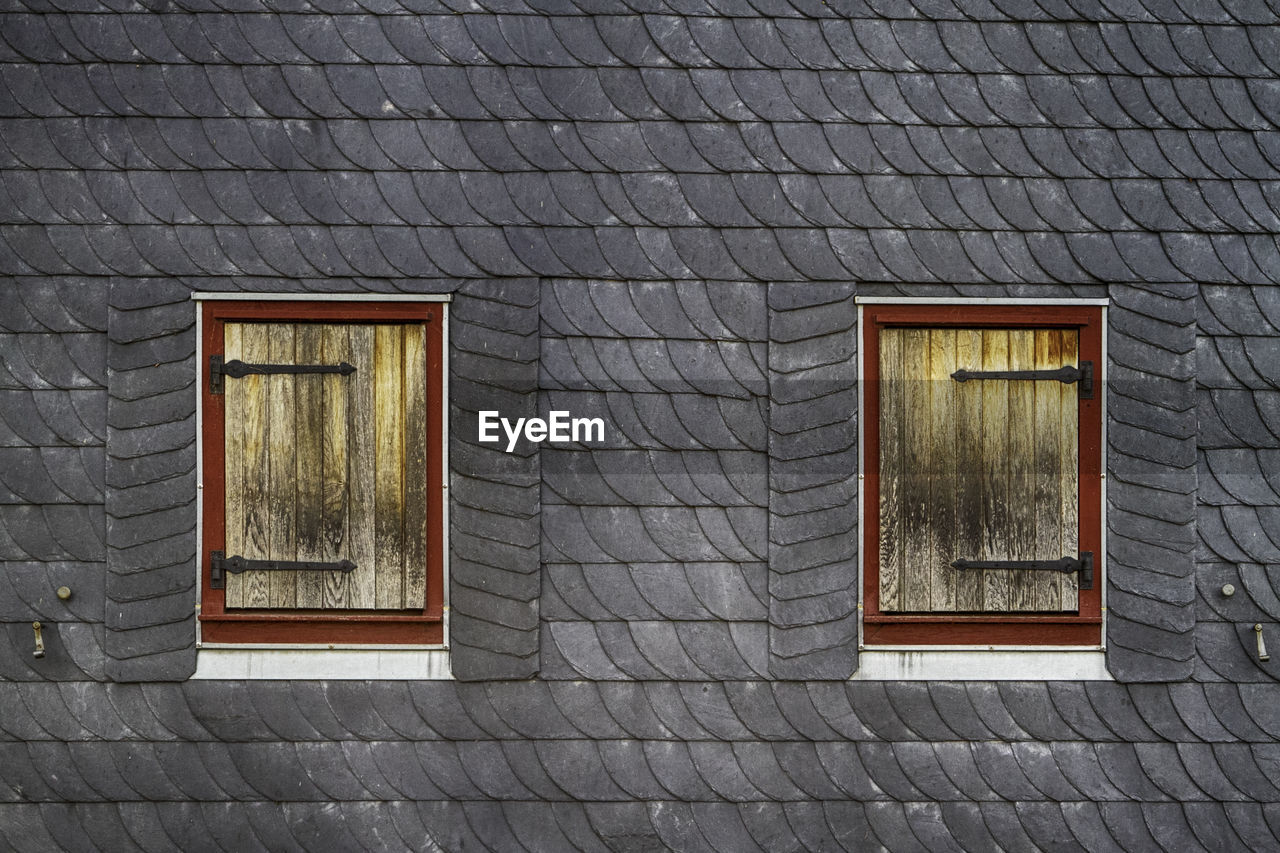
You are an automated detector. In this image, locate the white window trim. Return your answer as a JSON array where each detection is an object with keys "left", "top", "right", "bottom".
[
  {"left": 192, "top": 293, "right": 452, "bottom": 675},
  {"left": 854, "top": 298, "right": 1110, "bottom": 680},
  {"left": 851, "top": 648, "right": 1110, "bottom": 680},
  {"left": 192, "top": 647, "right": 452, "bottom": 679}
]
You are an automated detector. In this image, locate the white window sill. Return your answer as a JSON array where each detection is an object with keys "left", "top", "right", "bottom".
[
  {"left": 851, "top": 648, "right": 1111, "bottom": 681},
  {"left": 192, "top": 648, "right": 452, "bottom": 679}
]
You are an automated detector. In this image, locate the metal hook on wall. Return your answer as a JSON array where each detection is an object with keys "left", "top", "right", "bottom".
[{"left": 1256, "top": 624, "right": 1270, "bottom": 663}]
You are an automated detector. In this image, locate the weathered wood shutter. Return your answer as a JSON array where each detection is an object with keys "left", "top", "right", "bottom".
[
  {"left": 878, "top": 327, "right": 1080, "bottom": 614},
  {"left": 222, "top": 321, "right": 428, "bottom": 611}
]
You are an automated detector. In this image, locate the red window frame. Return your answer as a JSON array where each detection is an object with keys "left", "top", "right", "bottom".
[
  {"left": 862, "top": 304, "right": 1103, "bottom": 646},
  {"left": 199, "top": 300, "right": 445, "bottom": 645}
]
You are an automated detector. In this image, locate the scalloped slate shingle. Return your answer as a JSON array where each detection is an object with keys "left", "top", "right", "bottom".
[
  {"left": 767, "top": 282, "right": 857, "bottom": 679},
  {"left": 449, "top": 280, "right": 541, "bottom": 680},
  {"left": 539, "top": 282, "right": 770, "bottom": 681},
  {"left": 2, "top": 683, "right": 1280, "bottom": 846},
  {"left": 1106, "top": 283, "right": 1197, "bottom": 682},
  {"left": 1195, "top": 285, "right": 1280, "bottom": 688}
]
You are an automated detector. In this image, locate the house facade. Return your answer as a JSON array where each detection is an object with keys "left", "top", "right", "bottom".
[{"left": 2, "top": 0, "right": 1280, "bottom": 848}]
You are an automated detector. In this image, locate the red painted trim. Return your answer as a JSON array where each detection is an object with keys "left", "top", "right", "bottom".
[
  {"left": 200, "top": 616, "right": 441, "bottom": 645},
  {"left": 199, "top": 300, "right": 446, "bottom": 646},
  {"left": 862, "top": 304, "right": 1104, "bottom": 646},
  {"left": 863, "top": 621, "right": 1101, "bottom": 646}
]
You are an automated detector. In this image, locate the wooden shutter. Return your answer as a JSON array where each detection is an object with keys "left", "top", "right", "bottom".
[
  {"left": 222, "top": 321, "right": 428, "bottom": 611},
  {"left": 878, "top": 327, "right": 1080, "bottom": 614}
]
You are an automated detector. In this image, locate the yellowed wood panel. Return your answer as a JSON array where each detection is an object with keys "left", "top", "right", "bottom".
[
  {"left": 294, "top": 324, "right": 325, "bottom": 609},
  {"left": 222, "top": 320, "right": 428, "bottom": 612},
  {"left": 953, "top": 329, "right": 985, "bottom": 611},
  {"left": 882, "top": 325, "right": 1081, "bottom": 615},
  {"left": 1034, "top": 330, "right": 1064, "bottom": 611},
  {"left": 1060, "top": 330, "right": 1080, "bottom": 609},
  {"left": 347, "top": 325, "right": 378, "bottom": 609},
  {"left": 402, "top": 324, "right": 428, "bottom": 608},
  {"left": 878, "top": 328, "right": 904, "bottom": 611},
  {"left": 266, "top": 326, "right": 297, "bottom": 608},
  {"left": 227, "top": 323, "right": 272, "bottom": 608},
  {"left": 927, "top": 329, "right": 958, "bottom": 612},
  {"left": 980, "top": 329, "right": 1011, "bottom": 612},
  {"left": 223, "top": 323, "right": 246, "bottom": 609},
  {"left": 1007, "top": 329, "right": 1038, "bottom": 611},
  {"left": 900, "top": 328, "right": 930, "bottom": 611},
  {"left": 374, "top": 324, "right": 405, "bottom": 610},
  {"left": 321, "top": 325, "right": 355, "bottom": 609}
]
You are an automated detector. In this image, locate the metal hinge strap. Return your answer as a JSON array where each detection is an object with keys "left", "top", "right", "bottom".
[
  {"left": 210, "top": 550, "right": 357, "bottom": 589},
  {"left": 950, "top": 552, "right": 1093, "bottom": 590},
  {"left": 209, "top": 355, "right": 356, "bottom": 394},
  {"left": 952, "top": 361, "right": 1093, "bottom": 399}
]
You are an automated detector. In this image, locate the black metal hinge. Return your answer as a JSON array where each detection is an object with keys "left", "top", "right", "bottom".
[
  {"left": 952, "top": 361, "right": 1093, "bottom": 399},
  {"left": 209, "top": 355, "right": 356, "bottom": 395},
  {"left": 950, "top": 552, "right": 1093, "bottom": 590},
  {"left": 210, "top": 550, "right": 357, "bottom": 589}
]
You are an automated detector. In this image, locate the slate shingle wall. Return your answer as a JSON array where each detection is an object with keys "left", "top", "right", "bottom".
[
  {"left": 1195, "top": 284, "right": 1280, "bottom": 685},
  {"left": 2, "top": 0, "right": 1280, "bottom": 848},
  {"left": 4, "top": 681, "right": 1280, "bottom": 849},
  {"left": 1106, "top": 284, "right": 1197, "bottom": 682},
  {"left": 541, "top": 280, "right": 772, "bottom": 679},
  {"left": 767, "top": 282, "right": 858, "bottom": 678},
  {"left": 1, "top": 282, "right": 108, "bottom": 682}
]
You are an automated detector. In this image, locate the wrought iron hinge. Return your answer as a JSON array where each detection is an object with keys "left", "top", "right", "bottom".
[
  {"left": 210, "top": 550, "right": 357, "bottom": 589},
  {"left": 950, "top": 552, "right": 1093, "bottom": 590},
  {"left": 952, "top": 361, "right": 1093, "bottom": 399},
  {"left": 209, "top": 355, "right": 356, "bottom": 395}
]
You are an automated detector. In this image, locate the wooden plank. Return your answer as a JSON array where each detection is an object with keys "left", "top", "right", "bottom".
[
  {"left": 953, "top": 328, "right": 985, "bottom": 612},
  {"left": 878, "top": 327, "right": 903, "bottom": 611},
  {"left": 1061, "top": 329, "right": 1080, "bottom": 610},
  {"left": 266, "top": 324, "right": 297, "bottom": 608},
  {"left": 294, "top": 323, "right": 325, "bottom": 609},
  {"left": 927, "top": 328, "right": 958, "bottom": 612},
  {"left": 321, "top": 324, "right": 354, "bottom": 609},
  {"left": 980, "top": 329, "right": 1011, "bottom": 612},
  {"left": 1034, "top": 328, "right": 1064, "bottom": 612},
  {"left": 348, "top": 325, "right": 377, "bottom": 609},
  {"left": 233, "top": 323, "right": 272, "bottom": 609},
  {"left": 1007, "top": 329, "right": 1038, "bottom": 612},
  {"left": 900, "top": 327, "right": 930, "bottom": 612},
  {"left": 222, "top": 323, "right": 246, "bottom": 609},
  {"left": 374, "top": 324, "right": 405, "bottom": 609},
  {"left": 402, "top": 323, "right": 428, "bottom": 609}
]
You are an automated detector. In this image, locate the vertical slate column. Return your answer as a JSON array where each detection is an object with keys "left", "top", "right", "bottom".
[
  {"left": 1106, "top": 284, "right": 1197, "bottom": 681},
  {"left": 449, "top": 280, "right": 541, "bottom": 680},
  {"left": 767, "top": 283, "right": 859, "bottom": 678},
  {"left": 104, "top": 281, "right": 198, "bottom": 681}
]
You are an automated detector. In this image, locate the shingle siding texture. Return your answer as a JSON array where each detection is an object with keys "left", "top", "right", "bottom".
[
  {"left": 1106, "top": 284, "right": 1197, "bottom": 682},
  {"left": 1, "top": 280, "right": 108, "bottom": 682},
  {"left": 1195, "top": 285, "right": 1280, "bottom": 685},
  {"left": 1, "top": 0, "right": 1278, "bottom": 848}
]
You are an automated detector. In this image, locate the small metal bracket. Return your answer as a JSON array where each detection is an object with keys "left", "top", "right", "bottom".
[
  {"left": 952, "top": 361, "right": 1093, "bottom": 399},
  {"left": 951, "top": 552, "right": 1093, "bottom": 590},
  {"left": 209, "top": 355, "right": 224, "bottom": 395},
  {"left": 32, "top": 621, "right": 44, "bottom": 659},
  {"left": 1079, "top": 361, "right": 1094, "bottom": 399},
  {"left": 1256, "top": 624, "right": 1270, "bottom": 662},
  {"left": 209, "top": 355, "right": 355, "bottom": 395},
  {"left": 210, "top": 550, "right": 357, "bottom": 590}
]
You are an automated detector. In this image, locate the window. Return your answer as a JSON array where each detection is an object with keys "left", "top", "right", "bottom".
[
  {"left": 862, "top": 303, "right": 1103, "bottom": 646},
  {"left": 198, "top": 300, "right": 445, "bottom": 645}
]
